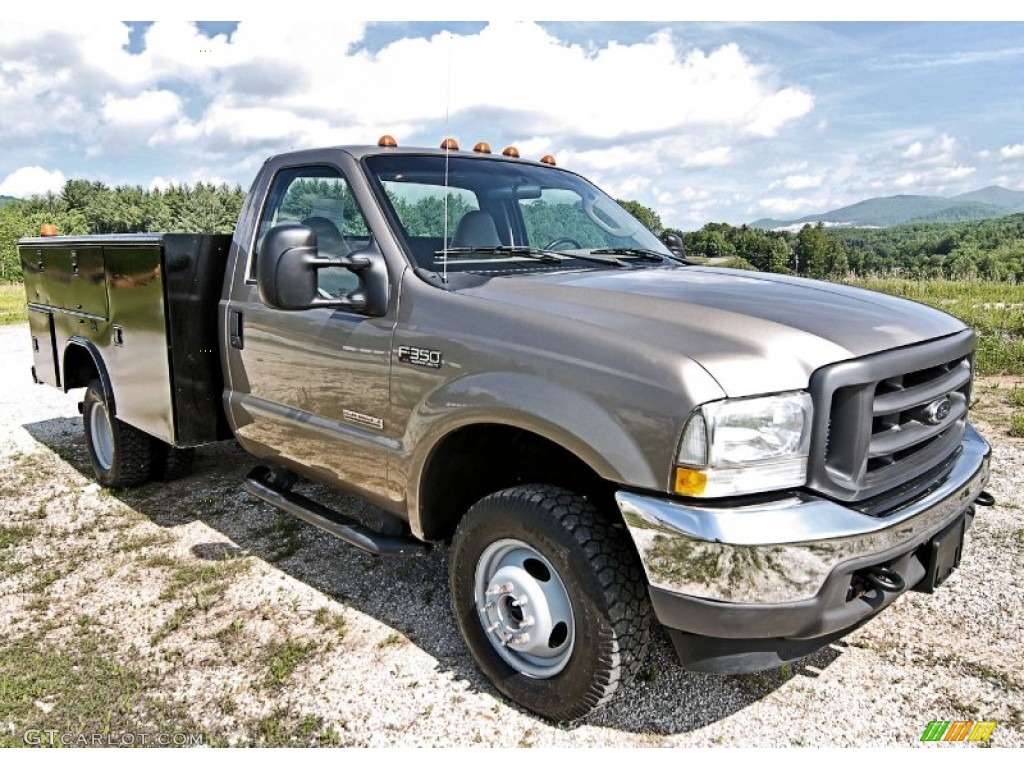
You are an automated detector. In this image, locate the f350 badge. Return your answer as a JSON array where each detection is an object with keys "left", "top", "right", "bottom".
[{"left": 398, "top": 345, "right": 443, "bottom": 369}]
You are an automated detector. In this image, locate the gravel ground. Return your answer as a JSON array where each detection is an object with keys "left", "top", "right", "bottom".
[{"left": 1, "top": 321, "right": 1022, "bottom": 747}]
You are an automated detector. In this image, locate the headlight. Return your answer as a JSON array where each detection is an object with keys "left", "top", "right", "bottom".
[{"left": 674, "top": 391, "right": 812, "bottom": 497}]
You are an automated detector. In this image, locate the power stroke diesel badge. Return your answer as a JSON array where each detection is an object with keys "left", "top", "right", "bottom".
[{"left": 398, "top": 345, "right": 443, "bottom": 369}]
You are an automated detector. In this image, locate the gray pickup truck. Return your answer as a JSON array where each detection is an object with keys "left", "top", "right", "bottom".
[{"left": 20, "top": 138, "right": 994, "bottom": 721}]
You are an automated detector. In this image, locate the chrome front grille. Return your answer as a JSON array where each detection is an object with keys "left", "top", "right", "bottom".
[{"left": 807, "top": 331, "right": 975, "bottom": 505}]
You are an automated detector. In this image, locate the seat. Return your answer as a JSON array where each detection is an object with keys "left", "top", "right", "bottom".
[
  {"left": 451, "top": 210, "right": 501, "bottom": 248},
  {"left": 302, "top": 216, "right": 349, "bottom": 257},
  {"left": 302, "top": 216, "right": 357, "bottom": 297}
]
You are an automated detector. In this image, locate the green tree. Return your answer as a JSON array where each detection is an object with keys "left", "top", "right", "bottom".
[
  {"left": 795, "top": 223, "right": 847, "bottom": 278},
  {"left": 616, "top": 199, "right": 663, "bottom": 236},
  {"left": 684, "top": 224, "right": 735, "bottom": 259}
]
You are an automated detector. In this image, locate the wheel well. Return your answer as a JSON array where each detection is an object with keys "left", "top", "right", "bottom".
[
  {"left": 62, "top": 344, "right": 100, "bottom": 391},
  {"left": 418, "top": 424, "right": 613, "bottom": 541}
]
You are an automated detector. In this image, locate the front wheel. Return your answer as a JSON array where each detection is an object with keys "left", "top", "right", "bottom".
[
  {"left": 449, "top": 484, "right": 651, "bottom": 722},
  {"left": 82, "top": 379, "right": 153, "bottom": 488}
]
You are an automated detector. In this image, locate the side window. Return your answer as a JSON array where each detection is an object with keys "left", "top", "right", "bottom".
[{"left": 253, "top": 166, "right": 370, "bottom": 298}]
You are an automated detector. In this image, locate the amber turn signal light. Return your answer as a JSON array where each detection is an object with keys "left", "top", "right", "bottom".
[{"left": 673, "top": 467, "right": 707, "bottom": 496}]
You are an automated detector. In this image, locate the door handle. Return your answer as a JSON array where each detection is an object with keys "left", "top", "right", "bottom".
[{"left": 229, "top": 310, "right": 244, "bottom": 349}]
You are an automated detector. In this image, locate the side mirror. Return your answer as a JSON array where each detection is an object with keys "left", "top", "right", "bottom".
[
  {"left": 662, "top": 232, "right": 686, "bottom": 258},
  {"left": 257, "top": 224, "right": 389, "bottom": 316}
]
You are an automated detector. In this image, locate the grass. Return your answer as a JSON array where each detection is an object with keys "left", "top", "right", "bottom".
[
  {"left": 313, "top": 606, "right": 348, "bottom": 639},
  {"left": 251, "top": 708, "right": 344, "bottom": 747},
  {"left": 151, "top": 559, "right": 251, "bottom": 645},
  {"left": 265, "top": 640, "right": 317, "bottom": 688},
  {"left": 844, "top": 278, "right": 1024, "bottom": 375},
  {"left": 0, "top": 524, "right": 36, "bottom": 550},
  {"left": 0, "top": 283, "right": 27, "bottom": 325},
  {"left": 0, "top": 625, "right": 200, "bottom": 748}
]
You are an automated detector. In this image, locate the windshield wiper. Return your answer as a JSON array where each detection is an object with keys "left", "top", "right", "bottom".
[
  {"left": 590, "top": 247, "right": 687, "bottom": 265},
  {"left": 436, "top": 245, "right": 629, "bottom": 267},
  {"left": 435, "top": 246, "right": 561, "bottom": 263}
]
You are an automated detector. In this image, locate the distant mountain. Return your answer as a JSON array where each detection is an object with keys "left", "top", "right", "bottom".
[
  {"left": 750, "top": 186, "right": 1024, "bottom": 230},
  {"left": 0, "top": 195, "right": 19, "bottom": 209},
  {"left": 951, "top": 185, "right": 1024, "bottom": 209}
]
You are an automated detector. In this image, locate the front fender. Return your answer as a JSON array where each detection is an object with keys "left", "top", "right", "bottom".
[{"left": 403, "top": 371, "right": 662, "bottom": 538}]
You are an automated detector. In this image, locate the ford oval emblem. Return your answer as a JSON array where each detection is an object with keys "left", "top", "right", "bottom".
[{"left": 923, "top": 396, "right": 952, "bottom": 425}]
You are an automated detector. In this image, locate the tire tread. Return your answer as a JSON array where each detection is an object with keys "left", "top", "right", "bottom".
[{"left": 450, "top": 483, "right": 651, "bottom": 721}]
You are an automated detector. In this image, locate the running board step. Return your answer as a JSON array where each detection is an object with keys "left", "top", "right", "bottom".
[{"left": 243, "top": 467, "right": 427, "bottom": 556}]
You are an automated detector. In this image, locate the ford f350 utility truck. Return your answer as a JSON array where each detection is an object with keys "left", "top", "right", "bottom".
[{"left": 20, "top": 137, "right": 994, "bottom": 721}]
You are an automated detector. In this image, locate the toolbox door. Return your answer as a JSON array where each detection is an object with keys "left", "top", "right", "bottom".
[{"left": 27, "top": 307, "right": 60, "bottom": 387}]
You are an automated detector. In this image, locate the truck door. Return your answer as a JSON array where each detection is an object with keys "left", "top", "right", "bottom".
[{"left": 223, "top": 165, "right": 394, "bottom": 504}]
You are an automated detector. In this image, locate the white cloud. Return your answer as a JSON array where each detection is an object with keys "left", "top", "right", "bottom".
[
  {"left": 1000, "top": 143, "right": 1024, "bottom": 159},
  {"left": 745, "top": 86, "right": 814, "bottom": 137},
  {"left": 934, "top": 165, "right": 975, "bottom": 181},
  {"left": 771, "top": 174, "right": 823, "bottom": 191},
  {"left": 903, "top": 141, "right": 924, "bottom": 158},
  {"left": 0, "top": 21, "right": 820, "bottom": 224},
  {"left": 0, "top": 166, "right": 65, "bottom": 197},
  {"left": 2, "top": 21, "right": 813, "bottom": 151},
  {"left": 683, "top": 147, "right": 733, "bottom": 168},
  {"left": 757, "top": 196, "right": 818, "bottom": 215},
  {"left": 102, "top": 90, "right": 182, "bottom": 127}
]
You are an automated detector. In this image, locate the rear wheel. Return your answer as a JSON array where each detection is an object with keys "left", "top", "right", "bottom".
[
  {"left": 82, "top": 379, "right": 153, "bottom": 488},
  {"left": 449, "top": 484, "right": 650, "bottom": 722}
]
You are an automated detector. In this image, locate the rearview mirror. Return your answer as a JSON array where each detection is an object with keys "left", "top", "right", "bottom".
[
  {"left": 662, "top": 232, "right": 686, "bottom": 258},
  {"left": 257, "top": 224, "right": 389, "bottom": 315}
]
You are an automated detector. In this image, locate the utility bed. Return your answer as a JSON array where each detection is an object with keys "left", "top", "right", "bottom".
[{"left": 20, "top": 233, "right": 233, "bottom": 447}]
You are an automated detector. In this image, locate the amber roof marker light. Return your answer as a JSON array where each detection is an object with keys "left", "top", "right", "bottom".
[
  {"left": 540, "top": 155, "right": 556, "bottom": 166},
  {"left": 473, "top": 142, "right": 492, "bottom": 154},
  {"left": 377, "top": 135, "right": 398, "bottom": 148},
  {"left": 440, "top": 137, "right": 459, "bottom": 151},
  {"left": 502, "top": 146, "right": 520, "bottom": 158},
  {"left": 40, "top": 224, "right": 58, "bottom": 237}
]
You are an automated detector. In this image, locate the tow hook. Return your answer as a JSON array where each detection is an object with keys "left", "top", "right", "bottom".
[
  {"left": 861, "top": 565, "right": 905, "bottom": 593},
  {"left": 975, "top": 491, "right": 995, "bottom": 507},
  {"left": 847, "top": 564, "right": 905, "bottom": 601}
]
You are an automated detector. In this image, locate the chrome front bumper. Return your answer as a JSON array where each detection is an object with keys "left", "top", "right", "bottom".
[{"left": 617, "top": 425, "right": 991, "bottom": 605}]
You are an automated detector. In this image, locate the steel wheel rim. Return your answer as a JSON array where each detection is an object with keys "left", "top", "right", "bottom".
[
  {"left": 89, "top": 400, "right": 115, "bottom": 471},
  {"left": 474, "top": 538, "right": 575, "bottom": 678}
]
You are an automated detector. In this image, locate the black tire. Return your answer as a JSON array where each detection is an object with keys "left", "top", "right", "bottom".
[
  {"left": 82, "top": 379, "right": 153, "bottom": 488},
  {"left": 449, "top": 484, "right": 651, "bottom": 722},
  {"left": 150, "top": 443, "right": 196, "bottom": 481}
]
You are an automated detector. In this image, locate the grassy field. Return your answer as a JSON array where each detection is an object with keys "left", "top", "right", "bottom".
[
  {"left": 842, "top": 278, "right": 1024, "bottom": 376},
  {"left": 1, "top": 283, "right": 27, "bottom": 325}
]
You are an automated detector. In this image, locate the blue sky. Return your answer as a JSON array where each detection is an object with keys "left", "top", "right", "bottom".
[{"left": 2, "top": 16, "right": 1023, "bottom": 228}]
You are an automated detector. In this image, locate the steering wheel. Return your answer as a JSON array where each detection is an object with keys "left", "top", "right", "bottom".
[{"left": 544, "top": 237, "right": 583, "bottom": 250}]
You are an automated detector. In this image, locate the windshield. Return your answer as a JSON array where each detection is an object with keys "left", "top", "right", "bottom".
[{"left": 364, "top": 154, "right": 672, "bottom": 273}]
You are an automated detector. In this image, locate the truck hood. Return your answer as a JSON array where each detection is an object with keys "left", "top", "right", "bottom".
[{"left": 458, "top": 266, "right": 968, "bottom": 397}]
